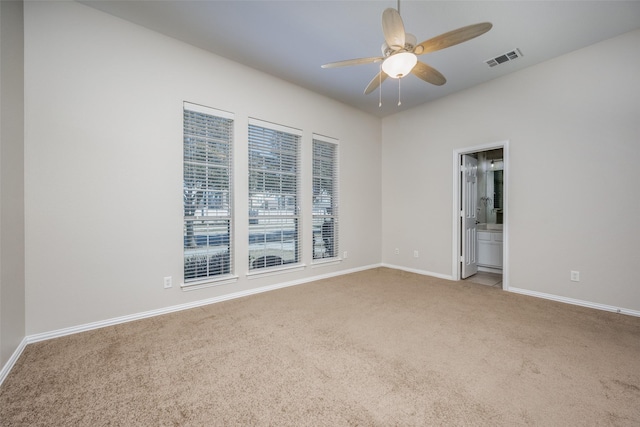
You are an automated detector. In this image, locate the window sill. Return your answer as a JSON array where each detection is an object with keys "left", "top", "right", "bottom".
[
  {"left": 246, "top": 263, "right": 306, "bottom": 280},
  {"left": 311, "top": 257, "right": 342, "bottom": 268},
  {"left": 181, "top": 274, "right": 239, "bottom": 291}
]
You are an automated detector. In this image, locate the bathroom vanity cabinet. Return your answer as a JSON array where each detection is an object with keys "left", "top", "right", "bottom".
[{"left": 478, "top": 230, "right": 503, "bottom": 268}]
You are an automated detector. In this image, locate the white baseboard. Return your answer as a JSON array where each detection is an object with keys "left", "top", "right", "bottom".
[
  {"left": 478, "top": 266, "right": 503, "bottom": 274},
  {"left": 508, "top": 287, "right": 640, "bottom": 318},
  {"left": 11, "top": 259, "right": 370, "bottom": 388},
  {"left": 0, "top": 337, "right": 28, "bottom": 387},
  {"left": 5, "top": 264, "right": 637, "bottom": 387},
  {"left": 26, "top": 263, "right": 382, "bottom": 345},
  {"left": 1, "top": 263, "right": 381, "bottom": 386},
  {"left": 380, "top": 263, "right": 454, "bottom": 281}
]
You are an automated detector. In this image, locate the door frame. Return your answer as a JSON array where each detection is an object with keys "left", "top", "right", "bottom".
[{"left": 452, "top": 140, "right": 509, "bottom": 289}]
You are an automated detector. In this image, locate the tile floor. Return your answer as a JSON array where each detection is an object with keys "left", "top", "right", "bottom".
[{"left": 463, "top": 271, "right": 502, "bottom": 288}]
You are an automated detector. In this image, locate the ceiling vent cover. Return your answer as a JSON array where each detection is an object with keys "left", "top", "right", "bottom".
[{"left": 485, "top": 48, "right": 523, "bottom": 67}]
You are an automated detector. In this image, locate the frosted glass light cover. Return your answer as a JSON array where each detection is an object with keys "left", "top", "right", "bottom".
[{"left": 381, "top": 52, "right": 417, "bottom": 79}]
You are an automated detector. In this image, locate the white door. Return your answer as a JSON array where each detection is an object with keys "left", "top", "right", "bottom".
[{"left": 461, "top": 154, "right": 478, "bottom": 278}]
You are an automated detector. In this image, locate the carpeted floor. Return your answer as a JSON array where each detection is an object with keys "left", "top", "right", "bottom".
[{"left": 1, "top": 268, "right": 639, "bottom": 426}]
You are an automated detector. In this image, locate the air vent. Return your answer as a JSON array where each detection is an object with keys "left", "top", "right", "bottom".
[{"left": 485, "top": 48, "right": 523, "bottom": 68}]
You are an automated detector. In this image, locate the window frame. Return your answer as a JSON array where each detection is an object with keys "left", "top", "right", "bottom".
[
  {"left": 182, "top": 102, "right": 236, "bottom": 288},
  {"left": 312, "top": 134, "right": 340, "bottom": 263},
  {"left": 247, "top": 118, "right": 302, "bottom": 274}
]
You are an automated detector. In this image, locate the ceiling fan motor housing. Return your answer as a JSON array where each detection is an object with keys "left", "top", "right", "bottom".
[{"left": 381, "top": 33, "right": 417, "bottom": 58}]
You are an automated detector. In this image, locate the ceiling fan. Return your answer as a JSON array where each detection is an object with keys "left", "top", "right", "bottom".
[{"left": 321, "top": 2, "right": 492, "bottom": 103}]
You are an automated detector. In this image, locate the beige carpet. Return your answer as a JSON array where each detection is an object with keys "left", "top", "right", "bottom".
[{"left": 1, "top": 268, "right": 639, "bottom": 426}]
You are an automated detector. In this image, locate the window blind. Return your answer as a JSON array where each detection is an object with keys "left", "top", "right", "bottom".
[
  {"left": 312, "top": 135, "right": 339, "bottom": 260},
  {"left": 248, "top": 119, "right": 301, "bottom": 270},
  {"left": 183, "top": 102, "right": 233, "bottom": 282}
]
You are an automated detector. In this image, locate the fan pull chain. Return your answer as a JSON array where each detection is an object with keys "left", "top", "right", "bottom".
[
  {"left": 398, "top": 78, "right": 402, "bottom": 106},
  {"left": 378, "top": 64, "right": 382, "bottom": 107}
]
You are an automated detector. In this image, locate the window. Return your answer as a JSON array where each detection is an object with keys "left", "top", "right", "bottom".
[
  {"left": 312, "top": 135, "right": 339, "bottom": 260},
  {"left": 183, "top": 103, "right": 233, "bottom": 283},
  {"left": 248, "top": 120, "right": 301, "bottom": 271}
]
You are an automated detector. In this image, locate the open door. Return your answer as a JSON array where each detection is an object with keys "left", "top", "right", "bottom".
[{"left": 461, "top": 154, "right": 478, "bottom": 278}]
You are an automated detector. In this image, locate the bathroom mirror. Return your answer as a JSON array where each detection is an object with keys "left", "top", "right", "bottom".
[
  {"left": 477, "top": 150, "right": 504, "bottom": 225},
  {"left": 484, "top": 169, "right": 503, "bottom": 224}
]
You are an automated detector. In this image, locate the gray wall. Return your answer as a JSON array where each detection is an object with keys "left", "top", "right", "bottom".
[
  {"left": 24, "top": 2, "right": 382, "bottom": 335},
  {"left": 382, "top": 29, "right": 640, "bottom": 312},
  {"left": 0, "top": 0, "right": 26, "bottom": 367}
]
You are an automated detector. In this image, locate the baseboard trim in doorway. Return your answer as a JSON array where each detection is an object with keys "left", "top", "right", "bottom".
[
  {"left": 509, "top": 287, "right": 640, "bottom": 317},
  {"left": 478, "top": 266, "right": 503, "bottom": 275}
]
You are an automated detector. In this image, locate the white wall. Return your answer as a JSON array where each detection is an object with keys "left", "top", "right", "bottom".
[
  {"left": 24, "top": 1, "right": 381, "bottom": 335},
  {"left": 382, "top": 29, "right": 640, "bottom": 312},
  {"left": 0, "top": 0, "right": 26, "bottom": 368}
]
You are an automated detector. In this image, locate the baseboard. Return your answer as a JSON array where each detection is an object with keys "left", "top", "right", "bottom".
[
  {"left": 478, "top": 266, "right": 503, "bottom": 274},
  {"left": 380, "top": 263, "right": 454, "bottom": 281},
  {"left": 0, "top": 337, "right": 28, "bottom": 387},
  {"left": 10, "top": 265, "right": 636, "bottom": 387},
  {"left": 1, "top": 264, "right": 382, "bottom": 384},
  {"left": 508, "top": 287, "right": 640, "bottom": 318},
  {"left": 26, "top": 263, "right": 383, "bottom": 345}
]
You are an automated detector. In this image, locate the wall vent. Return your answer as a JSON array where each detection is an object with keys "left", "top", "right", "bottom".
[{"left": 485, "top": 48, "right": 523, "bottom": 68}]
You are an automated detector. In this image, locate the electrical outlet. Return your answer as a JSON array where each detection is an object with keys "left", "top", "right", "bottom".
[
  {"left": 394, "top": 248, "right": 400, "bottom": 255},
  {"left": 570, "top": 271, "right": 580, "bottom": 282},
  {"left": 413, "top": 250, "right": 419, "bottom": 258},
  {"left": 164, "top": 276, "right": 172, "bottom": 289},
  {"left": 343, "top": 251, "right": 348, "bottom": 259}
]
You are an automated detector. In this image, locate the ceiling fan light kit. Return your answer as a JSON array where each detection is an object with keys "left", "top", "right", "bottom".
[
  {"left": 321, "top": 2, "right": 492, "bottom": 107},
  {"left": 382, "top": 52, "right": 417, "bottom": 79}
]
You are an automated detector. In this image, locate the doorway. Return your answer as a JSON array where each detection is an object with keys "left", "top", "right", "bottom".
[{"left": 452, "top": 141, "right": 509, "bottom": 290}]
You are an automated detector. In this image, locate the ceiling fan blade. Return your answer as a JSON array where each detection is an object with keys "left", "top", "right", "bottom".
[
  {"left": 321, "top": 56, "right": 383, "bottom": 69},
  {"left": 414, "top": 22, "right": 493, "bottom": 55},
  {"left": 382, "top": 8, "right": 406, "bottom": 50},
  {"left": 364, "top": 71, "right": 388, "bottom": 95},
  {"left": 411, "top": 61, "right": 446, "bottom": 86}
]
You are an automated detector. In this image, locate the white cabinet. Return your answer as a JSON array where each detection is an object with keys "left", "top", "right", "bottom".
[{"left": 478, "top": 231, "right": 503, "bottom": 268}]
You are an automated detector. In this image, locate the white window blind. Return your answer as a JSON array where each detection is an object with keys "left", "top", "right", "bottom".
[
  {"left": 248, "top": 119, "right": 301, "bottom": 270},
  {"left": 183, "top": 102, "right": 233, "bottom": 283},
  {"left": 312, "top": 135, "right": 339, "bottom": 260}
]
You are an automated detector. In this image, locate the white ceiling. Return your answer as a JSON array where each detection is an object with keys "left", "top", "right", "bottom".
[{"left": 81, "top": 1, "right": 640, "bottom": 117}]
